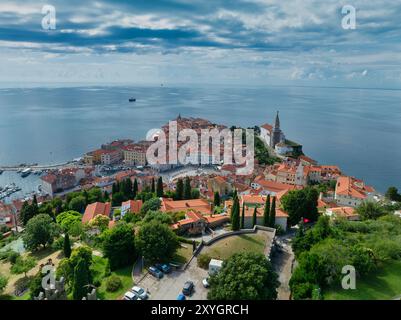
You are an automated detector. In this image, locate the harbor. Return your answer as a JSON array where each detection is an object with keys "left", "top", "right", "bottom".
[{"left": 0, "top": 171, "right": 45, "bottom": 204}]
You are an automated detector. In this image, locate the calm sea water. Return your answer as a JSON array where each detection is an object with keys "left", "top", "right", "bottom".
[{"left": 1, "top": 85, "right": 401, "bottom": 193}]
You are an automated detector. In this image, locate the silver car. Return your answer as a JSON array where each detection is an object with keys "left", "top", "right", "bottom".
[{"left": 131, "top": 286, "right": 148, "bottom": 300}]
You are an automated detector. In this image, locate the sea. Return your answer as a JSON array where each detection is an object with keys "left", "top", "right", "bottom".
[{"left": 1, "top": 84, "right": 401, "bottom": 200}]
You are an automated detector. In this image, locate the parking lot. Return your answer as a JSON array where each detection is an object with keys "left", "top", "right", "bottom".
[{"left": 138, "top": 257, "right": 209, "bottom": 300}]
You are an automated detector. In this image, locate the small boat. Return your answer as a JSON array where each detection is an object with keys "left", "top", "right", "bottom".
[
  {"left": 129, "top": 97, "right": 136, "bottom": 102},
  {"left": 21, "top": 168, "right": 32, "bottom": 178}
]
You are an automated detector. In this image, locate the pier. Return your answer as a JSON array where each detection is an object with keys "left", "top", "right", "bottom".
[{"left": 0, "top": 160, "right": 85, "bottom": 172}]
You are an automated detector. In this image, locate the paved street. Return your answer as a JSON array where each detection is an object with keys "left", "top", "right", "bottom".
[{"left": 138, "top": 257, "right": 209, "bottom": 300}]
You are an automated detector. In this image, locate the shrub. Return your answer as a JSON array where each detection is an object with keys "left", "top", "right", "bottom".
[
  {"left": 197, "top": 254, "right": 211, "bottom": 270},
  {"left": 105, "top": 275, "right": 122, "bottom": 292},
  {"left": 14, "top": 276, "right": 33, "bottom": 295},
  {"left": 7, "top": 251, "right": 20, "bottom": 264}
]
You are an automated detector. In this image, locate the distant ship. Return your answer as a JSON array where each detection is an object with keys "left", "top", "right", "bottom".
[
  {"left": 129, "top": 97, "right": 136, "bottom": 102},
  {"left": 21, "top": 168, "right": 32, "bottom": 178}
]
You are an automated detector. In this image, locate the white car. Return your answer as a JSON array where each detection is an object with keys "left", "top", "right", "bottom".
[
  {"left": 131, "top": 286, "right": 148, "bottom": 300},
  {"left": 202, "top": 278, "right": 209, "bottom": 288},
  {"left": 124, "top": 291, "right": 142, "bottom": 301}
]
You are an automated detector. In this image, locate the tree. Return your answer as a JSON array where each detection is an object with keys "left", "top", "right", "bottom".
[
  {"left": 101, "top": 223, "right": 136, "bottom": 270},
  {"left": 11, "top": 256, "right": 36, "bottom": 278},
  {"left": 214, "top": 192, "right": 221, "bottom": 207},
  {"left": 140, "top": 198, "right": 161, "bottom": 215},
  {"left": 151, "top": 178, "right": 156, "bottom": 194},
  {"left": 230, "top": 196, "right": 240, "bottom": 231},
  {"left": 23, "top": 214, "right": 60, "bottom": 251},
  {"left": 252, "top": 207, "right": 257, "bottom": 227},
  {"left": 51, "top": 197, "right": 64, "bottom": 216},
  {"left": 0, "top": 274, "right": 8, "bottom": 294},
  {"left": 183, "top": 177, "right": 191, "bottom": 200},
  {"left": 269, "top": 197, "right": 276, "bottom": 228},
  {"left": 356, "top": 201, "right": 387, "bottom": 220},
  {"left": 69, "top": 196, "right": 86, "bottom": 213},
  {"left": 156, "top": 177, "right": 164, "bottom": 197},
  {"left": 88, "top": 187, "right": 104, "bottom": 204},
  {"left": 111, "top": 192, "right": 125, "bottom": 207},
  {"left": 72, "top": 258, "right": 90, "bottom": 300},
  {"left": 30, "top": 268, "right": 45, "bottom": 299},
  {"left": 56, "top": 210, "right": 82, "bottom": 233},
  {"left": 191, "top": 188, "right": 200, "bottom": 199},
  {"left": 136, "top": 221, "right": 179, "bottom": 263},
  {"left": 263, "top": 195, "right": 271, "bottom": 226},
  {"left": 20, "top": 201, "right": 36, "bottom": 226},
  {"left": 133, "top": 179, "right": 139, "bottom": 199},
  {"left": 241, "top": 204, "right": 245, "bottom": 229},
  {"left": 175, "top": 178, "right": 184, "bottom": 200},
  {"left": 64, "top": 233, "right": 72, "bottom": 258},
  {"left": 88, "top": 215, "right": 110, "bottom": 233},
  {"left": 143, "top": 211, "right": 173, "bottom": 225},
  {"left": 385, "top": 187, "right": 401, "bottom": 202},
  {"left": 208, "top": 252, "right": 279, "bottom": 300},
  {"left": 281, "top": 187, "right": 319, "bottom": 226}
]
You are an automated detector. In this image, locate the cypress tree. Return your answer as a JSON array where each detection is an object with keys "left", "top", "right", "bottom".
[
  {"left": 252, "top": 207, "right": 257, "bottom": 227},
  {"left": 263, "top": 195, "right": 271, "bottom": 226},
  {"left": 133, "top": 179, "right": 138, "bottom": 199},
  {"left": 231, "top": 196, "right": 240, "bottom": 231},
  {"left": 176, "top": 178, "right": 184, "bottom": 200},
  {"left": 213, "top": 192, "right": 221, "bottom": 207},
  {"left": 32, "top": 195, "right": 39, "bottom": 216},
  {"left": 183, "top": 177, "right": 191, "bottom": 200},
  {"left": 269, "top": 197, "right": 276, "bottom": 227},
  {"left": 241, "top": 204, "right": 245, "bottom": 229},
  {"left": 103, "top": 190, "right": 110, "bottom": 201},
  {"left": 156, "top": 177, "right": 164, "bottom": 197},
  {"left": 63, "top": 233, "right": 72, "bottom": 258},
  {"left": 151, "top": 178, "right": 155, "bottom": 194},
  {"left": 72, "top": 258, "right": 90, "bottom": 300}
]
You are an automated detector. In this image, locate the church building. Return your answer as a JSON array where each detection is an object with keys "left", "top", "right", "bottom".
[{"left": 260, "top": 111, "right": 286, "bottom": 148}]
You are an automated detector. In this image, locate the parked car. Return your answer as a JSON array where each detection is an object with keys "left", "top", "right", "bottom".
[
  {"left": 124, "top": 291, "right": 141, "bottom": 300},
  {"left": 182, "top": 281, "right": 194, "bottom": 296},
  {"left": 149, "top": 266, "right": 164, "bottom": 279},
  {"left": 155, "top": 263, "right": 172, "bottom": 274},
  {"left": 177, "top": 293, "right": 186, "bottom": 300},
  {"left": 202, "top": 278, "right": 209, "bottom": 288},
  {"left": 131, "top": 286, "right": 148, "bottom": 300}
]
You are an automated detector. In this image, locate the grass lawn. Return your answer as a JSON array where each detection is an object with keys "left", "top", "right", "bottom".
[
  {"left": 324, "top": 260, "right": 401, "bottom": 300},
  {"left": 172, "top": 243, "right": 194, "bottom": 265},
  {"left": 202, "top": 233, "right": 268, "bottom": 261},
  {"left": 92, "top": 256, "right": 134, "bottom": 300}
]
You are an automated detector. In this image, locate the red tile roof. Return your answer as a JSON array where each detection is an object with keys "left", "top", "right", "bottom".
[{"left": 82, "top": 202, "right": 111, "bottom": 223}]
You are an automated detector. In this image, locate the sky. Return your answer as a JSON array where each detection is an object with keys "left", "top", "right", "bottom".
[{"left": 0, "top": 0, "right": 400, "bottom": 87}]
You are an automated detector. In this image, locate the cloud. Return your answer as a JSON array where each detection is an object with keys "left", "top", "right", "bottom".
[{"left": 0, "top": 0, "right": 399, "bottom": 86}]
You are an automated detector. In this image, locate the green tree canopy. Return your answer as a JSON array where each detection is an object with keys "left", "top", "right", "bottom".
[
  {"left": 175, "top": 178, "right": 184, "bottom": 200},
  {"left": 140, "top": 198, "right": 161, "bottom": 215},
  {"left": 136, "top": 221, "right": 179, "bottom": 263},
  {"left": 56, "top": 210, "right": 82, "bottom": 233},
  {"left": 69, "top": 196, "right": 87, "bottom": 213},
  {"left": 11, "top": 256, "right": 36, "bottom": 278},
  {"left": 281, "top": 187, "right": 319, "bottom": 226},
  {"left": 208, "top": 252, "right": 279, "bottom": 300},
  {"left": 101, "top": 223, "right": 137, "bottom": 270},
  {"left": 23, "top": 214, "right": 60, "bottom": 251},
  {"left": 156, "top": 177, "right": 164, "bottom": 197},
  {"left": 356, "top": 201, "right": 387, "bottom": 220}
]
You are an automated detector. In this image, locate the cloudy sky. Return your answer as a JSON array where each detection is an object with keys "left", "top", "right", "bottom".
[{"left": 0, "top": 0, "right": 400, "bottom": 87}]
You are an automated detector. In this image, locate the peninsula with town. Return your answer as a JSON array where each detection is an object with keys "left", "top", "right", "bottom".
[{"left": 1, "top": 112, "right": 401, "bottom": 301}]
